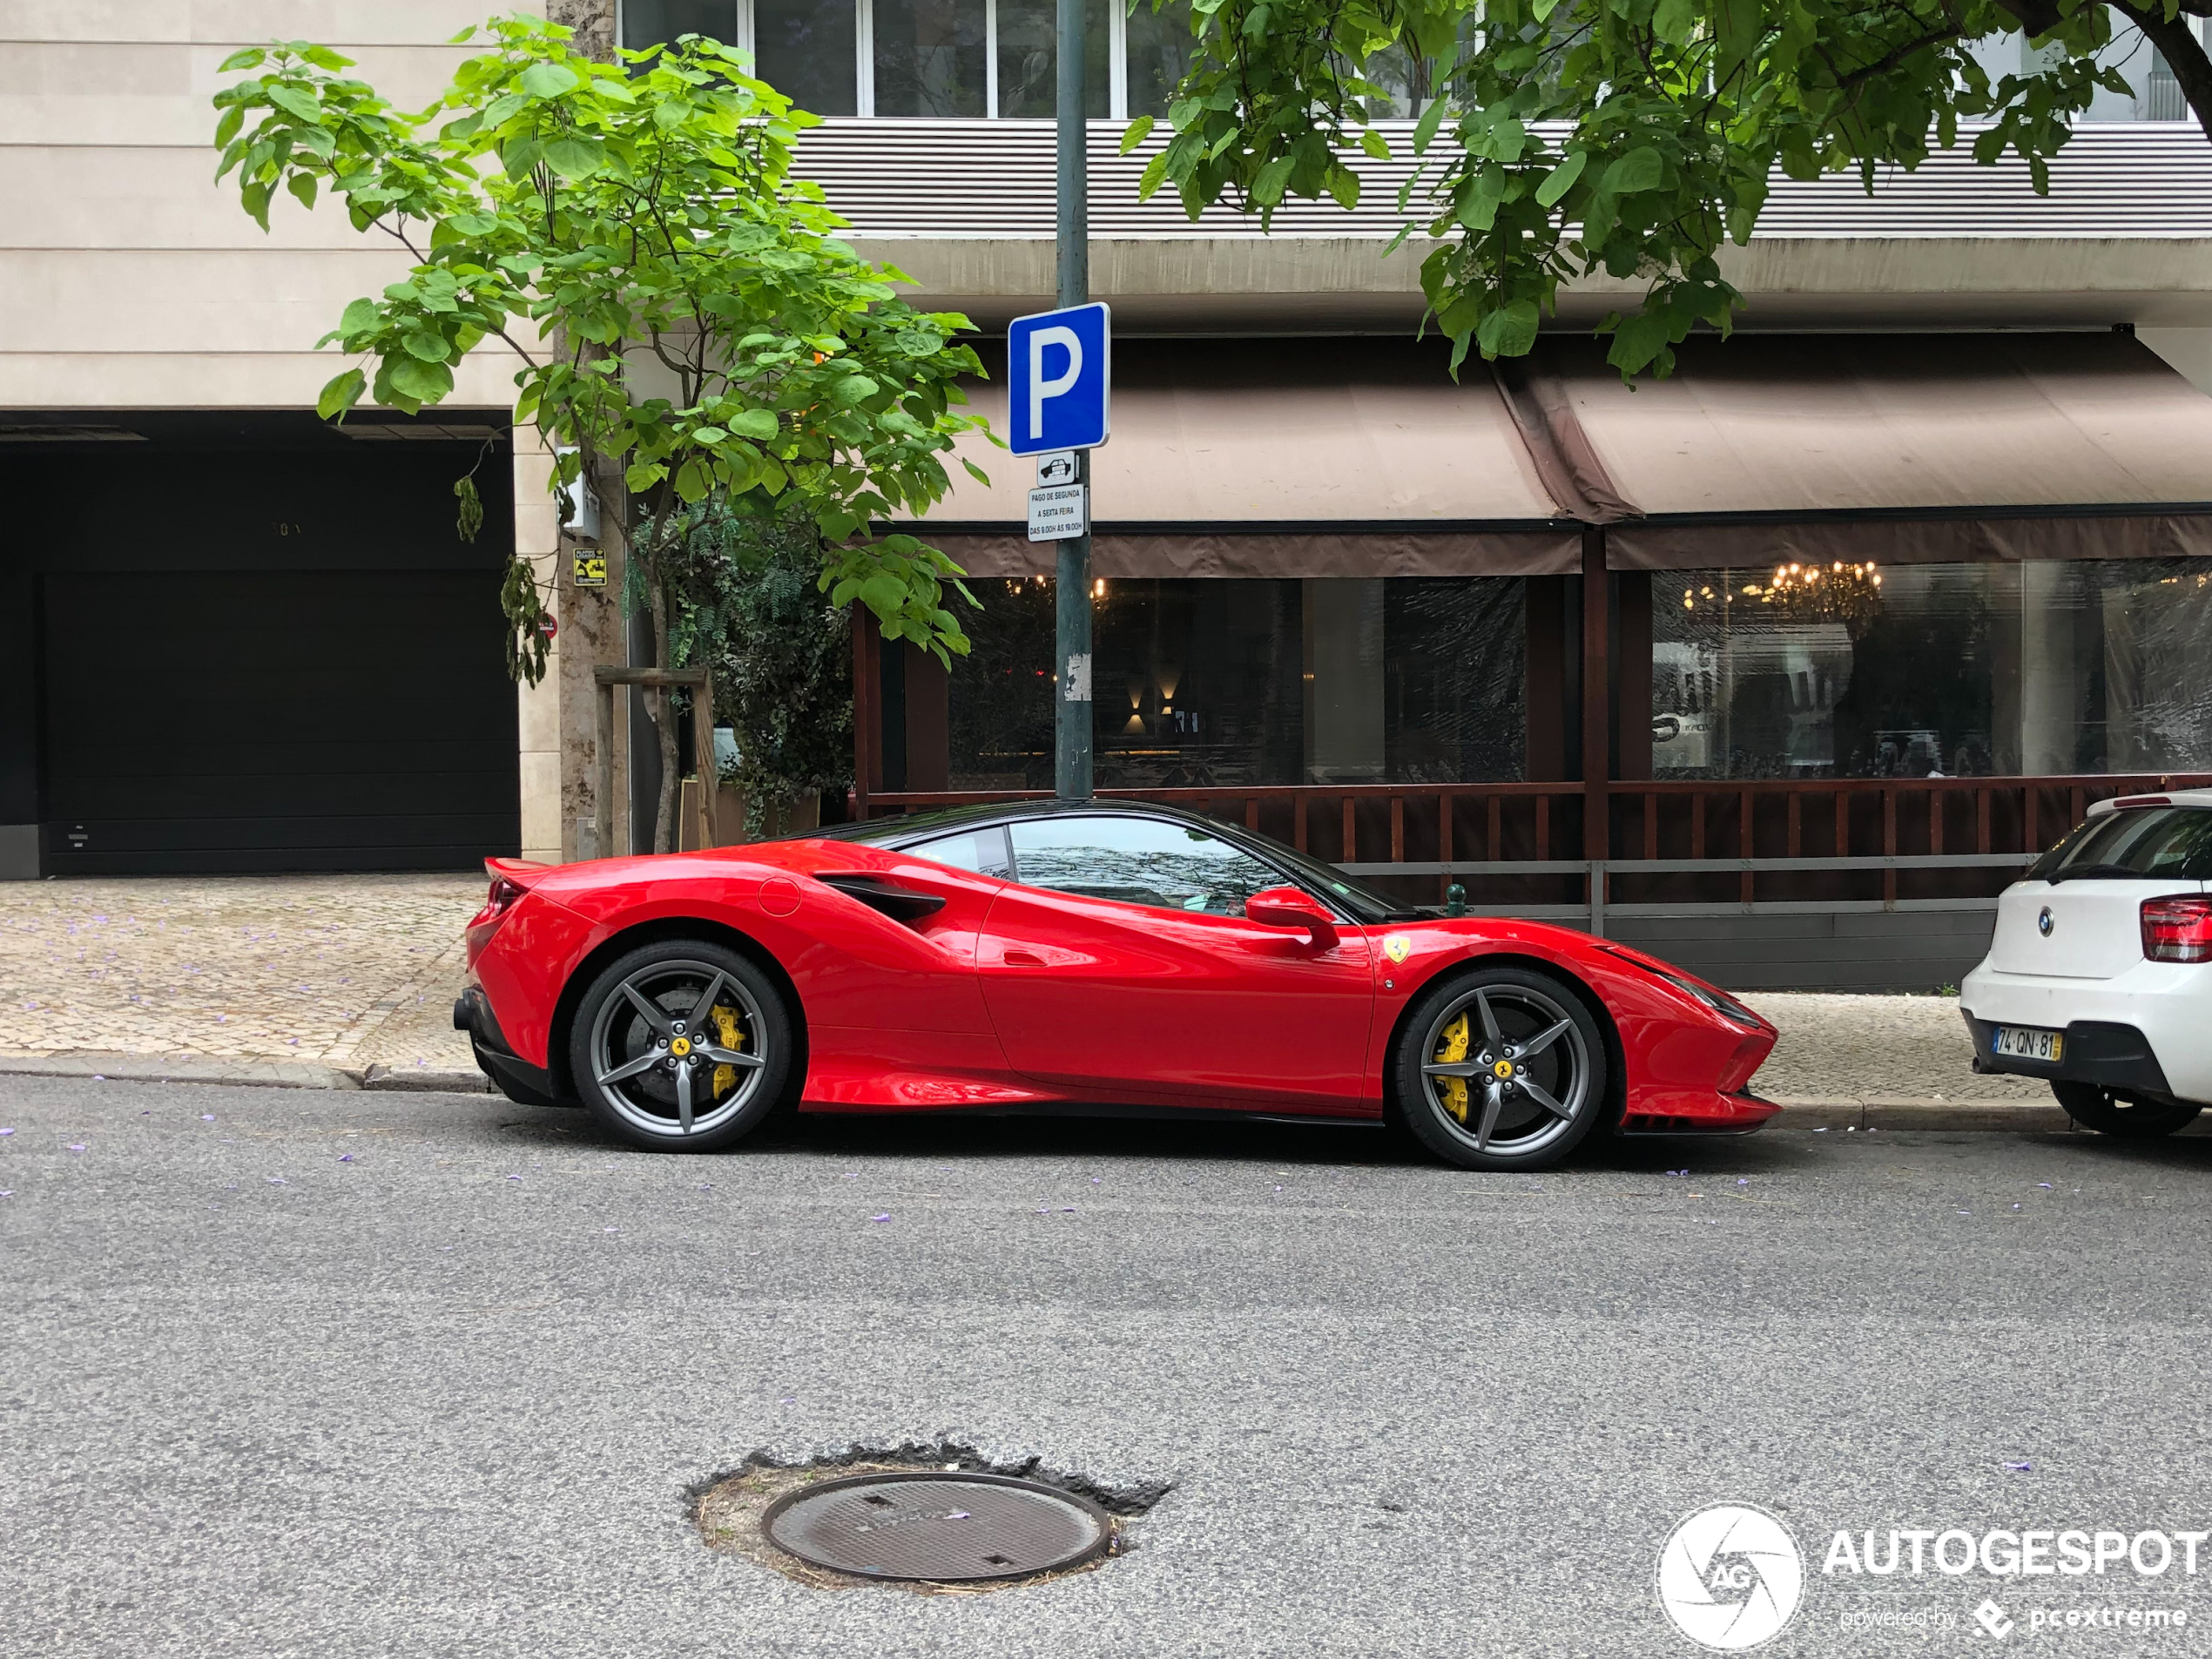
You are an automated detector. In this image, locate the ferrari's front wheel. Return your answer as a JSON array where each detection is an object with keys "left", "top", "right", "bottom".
[
  {"left": 1392, "top": 966, "right": 1608, "bottom": 1171},
  {"left": 568, "top": 940, "right": 792, "bottom": 1153}
]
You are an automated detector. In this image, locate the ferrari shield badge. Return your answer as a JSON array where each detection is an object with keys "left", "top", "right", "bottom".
[{"left": 1382, "top": 934, "right": 1412, "bottom": 964}]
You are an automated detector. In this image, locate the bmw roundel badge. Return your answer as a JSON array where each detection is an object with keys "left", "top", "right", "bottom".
[{"left": 2038, "top": 906, "right": 2054, "bottom": 937}]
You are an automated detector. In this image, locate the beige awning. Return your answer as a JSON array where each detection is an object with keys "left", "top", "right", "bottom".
[
  {"left": 907, "top": 338, "right": 1580, "bottom": 577},
  {"left": 1494, "top": 334, "right": 2212, "bottom": 569}
]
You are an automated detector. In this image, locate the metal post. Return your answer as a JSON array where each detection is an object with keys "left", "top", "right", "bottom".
[{"left": 1053, "top": 0, "right": 1092, "bottom": 800}]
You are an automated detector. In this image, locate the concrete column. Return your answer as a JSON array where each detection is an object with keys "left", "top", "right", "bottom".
[{"left": 514, "top": 428, "right": 564, "bottom": 864}]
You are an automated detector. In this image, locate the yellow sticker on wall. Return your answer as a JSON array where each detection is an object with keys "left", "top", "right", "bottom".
[{"left": 1383, "top": 934, "right": 1411, "bottom": 964}]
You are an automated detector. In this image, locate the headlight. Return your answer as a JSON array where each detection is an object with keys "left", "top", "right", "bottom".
[{"left": 1604, "top": 948, "right": 1765, "bottom": 1028}]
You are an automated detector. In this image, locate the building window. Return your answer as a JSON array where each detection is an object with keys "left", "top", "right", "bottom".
[
  {"left": 619, "top": 0, "right": 1184, "bottom": 117},
  {"left": 1650, "top": 558, "right": 2212, "bottom": 779},
  {"left": 942, "top": 576, "right": 1527, "bottom": 791}
]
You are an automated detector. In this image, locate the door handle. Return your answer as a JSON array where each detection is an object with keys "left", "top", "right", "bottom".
[{"left": 1002, "top": 948, "right": 1045, "bottom": 968}]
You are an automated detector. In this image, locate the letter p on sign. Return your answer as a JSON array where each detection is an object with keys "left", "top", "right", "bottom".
[{"left": 1008, "top": 302, "right": 1110, "bottom": 455}]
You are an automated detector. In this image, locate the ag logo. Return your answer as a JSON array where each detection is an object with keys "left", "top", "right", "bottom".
[
  {"left": 1657, "top": 1503, "right": 1804, "bottom": 1650},
  {"left": 1382, "top": 934, "right": 1412, "bottom": 964}
]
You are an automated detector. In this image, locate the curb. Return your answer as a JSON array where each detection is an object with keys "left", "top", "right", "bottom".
[
  {"left": 0, "top": 1054, "right": 491, "bottom": 1094},
  {"left": 0, "top": 1057, "right": 2114, "bottom": 1125}
]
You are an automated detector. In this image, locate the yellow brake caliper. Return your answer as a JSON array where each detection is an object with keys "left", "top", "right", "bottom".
[
  {"left": 1434, "top": 1012, "right": 1471, "bottom": 1123},
  {"left": 710, "top": 1004, "right": 745, "bottom": 1099}
]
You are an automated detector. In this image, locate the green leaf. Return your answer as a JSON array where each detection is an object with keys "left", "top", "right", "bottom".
[
  {"left": 625, "top": 462, "right": 667, "bottom": 492},
  {"left": 387, "top": 355, "right": 453, "bottom": 402},
  {"left": 338, "top": 297, "right": 380, "bottom": 339},
  {"left": 1413, "top": 95, "right": 1449, "bottom": 156},
  {"left": 218, "top": 48, "right": 266, "bottom": 72},
  {"left": 214, "top": 105, "right": 245, "bottom": 149},
  {"left": 673, "top": 456, "right": 711, "bottom": 502},
  {"left": 830, "top": 374, "right": 880, "bottom": 406},
  {"left": 542, "top": 138, "right": 602, "bottom": 179},
  {"left": 401, "top": 330, "right": 451, "bottom": 362},
  {"left": 316, "top": 367, "right": 367, "bottom": 421},
  {"left": 1325, "top": 163, "right": 1359, "bottom": 211},
  {"left": 688, "top": 426, "right": 728, "bottom": 445},
  {"left": 1252, "top": 155, "right": 1295, "bottom": 206},
  {"left": 728, "top": 409, "right": 780, "bottom": 440},
  {"left": 1602, "top": 148, "right": 1662, "bottom": 194},
  {"left": 1476, "top": 300, "right": 1540, "bottom": 359},
  {"left": 287, "top": 172, "right": 319, "bottom": 211},
  {"left": 1534, "top": 150, "right": 1586, "bottom": 208},
  {"left": 1652, "top": 0, "right": 1696, "bottom": 46},
  {"left": 266, "top": 85, "right": 323, "bottom": 124},
  {"left": 1120, "top": 115, "right": 1156, "bottom": 154},
  {"left": 518, "top": 62, "right": 582, "bottom": 100},
  {"left": 1360, "top": 128, "right": 1391, "bottom": 162}
]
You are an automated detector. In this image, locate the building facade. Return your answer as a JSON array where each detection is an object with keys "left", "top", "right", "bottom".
[{"left": 7, "top": 0, "right": 2212, "bottom": 990}]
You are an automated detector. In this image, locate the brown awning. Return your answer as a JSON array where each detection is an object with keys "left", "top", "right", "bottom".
[
  {"left": 1494, "top": 334, "right": 2212, "bottom": 569},
  {"left": 907, "top": 338, "right": 1579, "bottom": 577}
]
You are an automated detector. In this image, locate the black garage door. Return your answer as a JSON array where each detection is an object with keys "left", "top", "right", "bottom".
[
  {"left": 10, "top": 411, "right": 521, "bottom": 876},
  {"left": 41, "top": 570, "right": 518, "bottom": 873}
]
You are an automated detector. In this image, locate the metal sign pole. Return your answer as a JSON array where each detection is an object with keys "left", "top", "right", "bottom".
[{"left": 1053, "top": 0, "right": 1093, "bottom": 801}]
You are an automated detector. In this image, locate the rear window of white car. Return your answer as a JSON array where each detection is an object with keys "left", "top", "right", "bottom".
[{"left": 2030, "top": 806, "right": 2212, "bottom": 882}]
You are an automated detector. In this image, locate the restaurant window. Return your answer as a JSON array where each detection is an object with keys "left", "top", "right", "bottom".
[
  {"left": 943, "top": 575, "right": 1527, "bottom": 790},
  {"left": 1649, "top": 558, "right": 2212, "bottom": 779},
  {"left": 620, "top": 0, "right": 1179, "bottom": 117}
]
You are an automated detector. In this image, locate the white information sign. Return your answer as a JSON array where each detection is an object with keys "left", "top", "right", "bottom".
[{"left": 1027, "top": 483, "right": 1088, "bottom": 543}]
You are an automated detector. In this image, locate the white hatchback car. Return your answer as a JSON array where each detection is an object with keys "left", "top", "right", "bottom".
[{"left": 1961, "top": 788, "right": 2212, "bottom": 1137}]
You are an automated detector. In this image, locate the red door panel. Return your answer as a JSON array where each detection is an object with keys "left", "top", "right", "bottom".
[{"left": 977, "top": 884, "right": 1376, "bottom": 1112}]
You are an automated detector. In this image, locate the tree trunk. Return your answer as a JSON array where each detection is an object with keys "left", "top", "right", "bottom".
[{"left": 647, "top": 563, "right": 680, "bottom": 853}]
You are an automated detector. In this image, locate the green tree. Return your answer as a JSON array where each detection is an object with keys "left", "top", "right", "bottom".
[
  {"left": 212, "top": 16, "right": 991, "bottom": 847},
  {"left": 666, "top": 505, "right": 853, "bottom": 838},
  {"left": 1131, "top": 0, "right": 2207, "bottom": 377}
]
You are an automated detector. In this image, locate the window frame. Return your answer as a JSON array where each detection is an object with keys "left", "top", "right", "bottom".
[{"left": 619, "top": 0, "right": 1136, "bottom": 117}]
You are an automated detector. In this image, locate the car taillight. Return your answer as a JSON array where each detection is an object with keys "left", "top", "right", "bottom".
[
  {"left": 2141, "top": 895, "right": 2212, "bottom": 963},
  {"left": 473, "top": 877, "right": 525, "bottom": 928}
]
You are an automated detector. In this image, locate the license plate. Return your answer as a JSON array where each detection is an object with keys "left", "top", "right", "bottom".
[{"left": 1993, "top": 1025, "right": 2064, "bottom": 1063}]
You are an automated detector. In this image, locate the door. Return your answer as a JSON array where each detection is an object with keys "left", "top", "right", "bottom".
[
  {"left": 977, "top": 813, "right": 1376, "bottom": 1111},
  {"left": 41, "top": 570, "right": 516, "bottom": 873}
]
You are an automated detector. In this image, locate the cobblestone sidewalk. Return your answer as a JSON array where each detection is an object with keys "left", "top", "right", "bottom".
[
  {"left": 0, "top": 874, "right": 2044, "bottom": 1103},
  {"left": 0, "top": 875, "right": 482, "bottom": 1073}
]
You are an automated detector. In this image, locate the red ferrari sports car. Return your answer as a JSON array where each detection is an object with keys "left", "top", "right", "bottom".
[{"left": 455, "top": 800, "right": 1778, "bottom": 1170}]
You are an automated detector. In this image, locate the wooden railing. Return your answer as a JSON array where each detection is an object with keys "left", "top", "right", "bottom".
[{"left": 856, "top": 773, "right": 2212, "bottom": 916}]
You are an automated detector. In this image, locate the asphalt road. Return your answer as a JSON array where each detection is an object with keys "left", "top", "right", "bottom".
[{"left": 6, "top": 1076, "right": 2211, "bottom": 1659}]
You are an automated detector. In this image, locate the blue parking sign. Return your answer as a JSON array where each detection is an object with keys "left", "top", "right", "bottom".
[{"left": 1007, "top": 302, "right": 1110, "bottom": 455}]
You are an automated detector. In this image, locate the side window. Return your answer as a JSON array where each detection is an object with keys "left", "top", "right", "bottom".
[
  {"left": 905, "top": 826, "right": 1012, "bottom": 878},
  {"left": 1007, "top": 816, "right": 1282, "bottom": 915}
]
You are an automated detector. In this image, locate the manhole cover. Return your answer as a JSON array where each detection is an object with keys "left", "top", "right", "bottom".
[{"left": 760, "top": 1472, "right": 1111, "bottom": 1582}]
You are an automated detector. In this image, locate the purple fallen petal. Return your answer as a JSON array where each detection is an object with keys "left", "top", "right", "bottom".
[
  {"left": 66, "top": 1143, "right": 85, "bottom": 1152},
  {"left": 0, "top": 1128, "right": 13, "bottom": 1136},
  {"left": 2005, "top": 1460, "right": 2033, "bottom": 1472},
  {"left": 338, "top": 1154, "right": 354, "bottom": 1163},
  {"left": 870, "top": 1213, "right": 891, "bottom": 1223},
  {"left": 200, "top": 1115, "right": 214, "bottom": 1123},
  {"left": 946, "top": 1510, "right": 971, "bottom": 1520}
]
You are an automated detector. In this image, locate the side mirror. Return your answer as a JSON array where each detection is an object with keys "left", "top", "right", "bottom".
[{"left": 1244, "top": 885, "right": 1339, "bottom": 948}]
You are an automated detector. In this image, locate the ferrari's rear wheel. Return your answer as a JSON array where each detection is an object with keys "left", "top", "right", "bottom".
[
  {"left": 568, "top": 941, "right": 792, "bottom": 1153},
  {"left": 2051, "top": 1081, "right": 2201, "bottom": 1139},
  {"left": 1393, "top": 967, "right": 1608, "bottom": 1171}
]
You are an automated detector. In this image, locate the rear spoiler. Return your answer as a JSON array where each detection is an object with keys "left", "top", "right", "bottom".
[
  {"left": 2087, "top": 794, "right": 2169, "bottom": 818},
  {"left": 485, "top": 857, "right": 554, "bottom": 888}
]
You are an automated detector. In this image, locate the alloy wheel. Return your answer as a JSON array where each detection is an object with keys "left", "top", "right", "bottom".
[
  {"left": 1417, "top": 980, "right": 1591, "bottom": 1158},
  {"left": 585, "top": 957, "right": 769, "bottom": 1140}
]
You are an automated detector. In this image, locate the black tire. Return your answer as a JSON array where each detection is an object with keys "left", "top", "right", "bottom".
[
  {"left": 1392, "top": 965, "right": 1609, "bottom": 1170},
  {"left": 567, "top": 939, "right": 793, "bottom": 1153},
  {"left": 2051, "top": 1081, "right": 2201, "bottom": 1139}
]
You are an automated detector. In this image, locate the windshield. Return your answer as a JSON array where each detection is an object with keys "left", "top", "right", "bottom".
[
  {"left": 2028, "top": 806, "right": 2212, "bottom": 883},
  {"left": 818, "top": 805, "right": 1423, "bottom": 921},
  {"left": 1216, "top": 821, "right": 1425, "bottom": 923}
]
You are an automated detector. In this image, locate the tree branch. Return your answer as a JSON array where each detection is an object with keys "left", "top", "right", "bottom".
[{"left": 2111, "top": 0, "right": 2212, "bottom": 141}]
